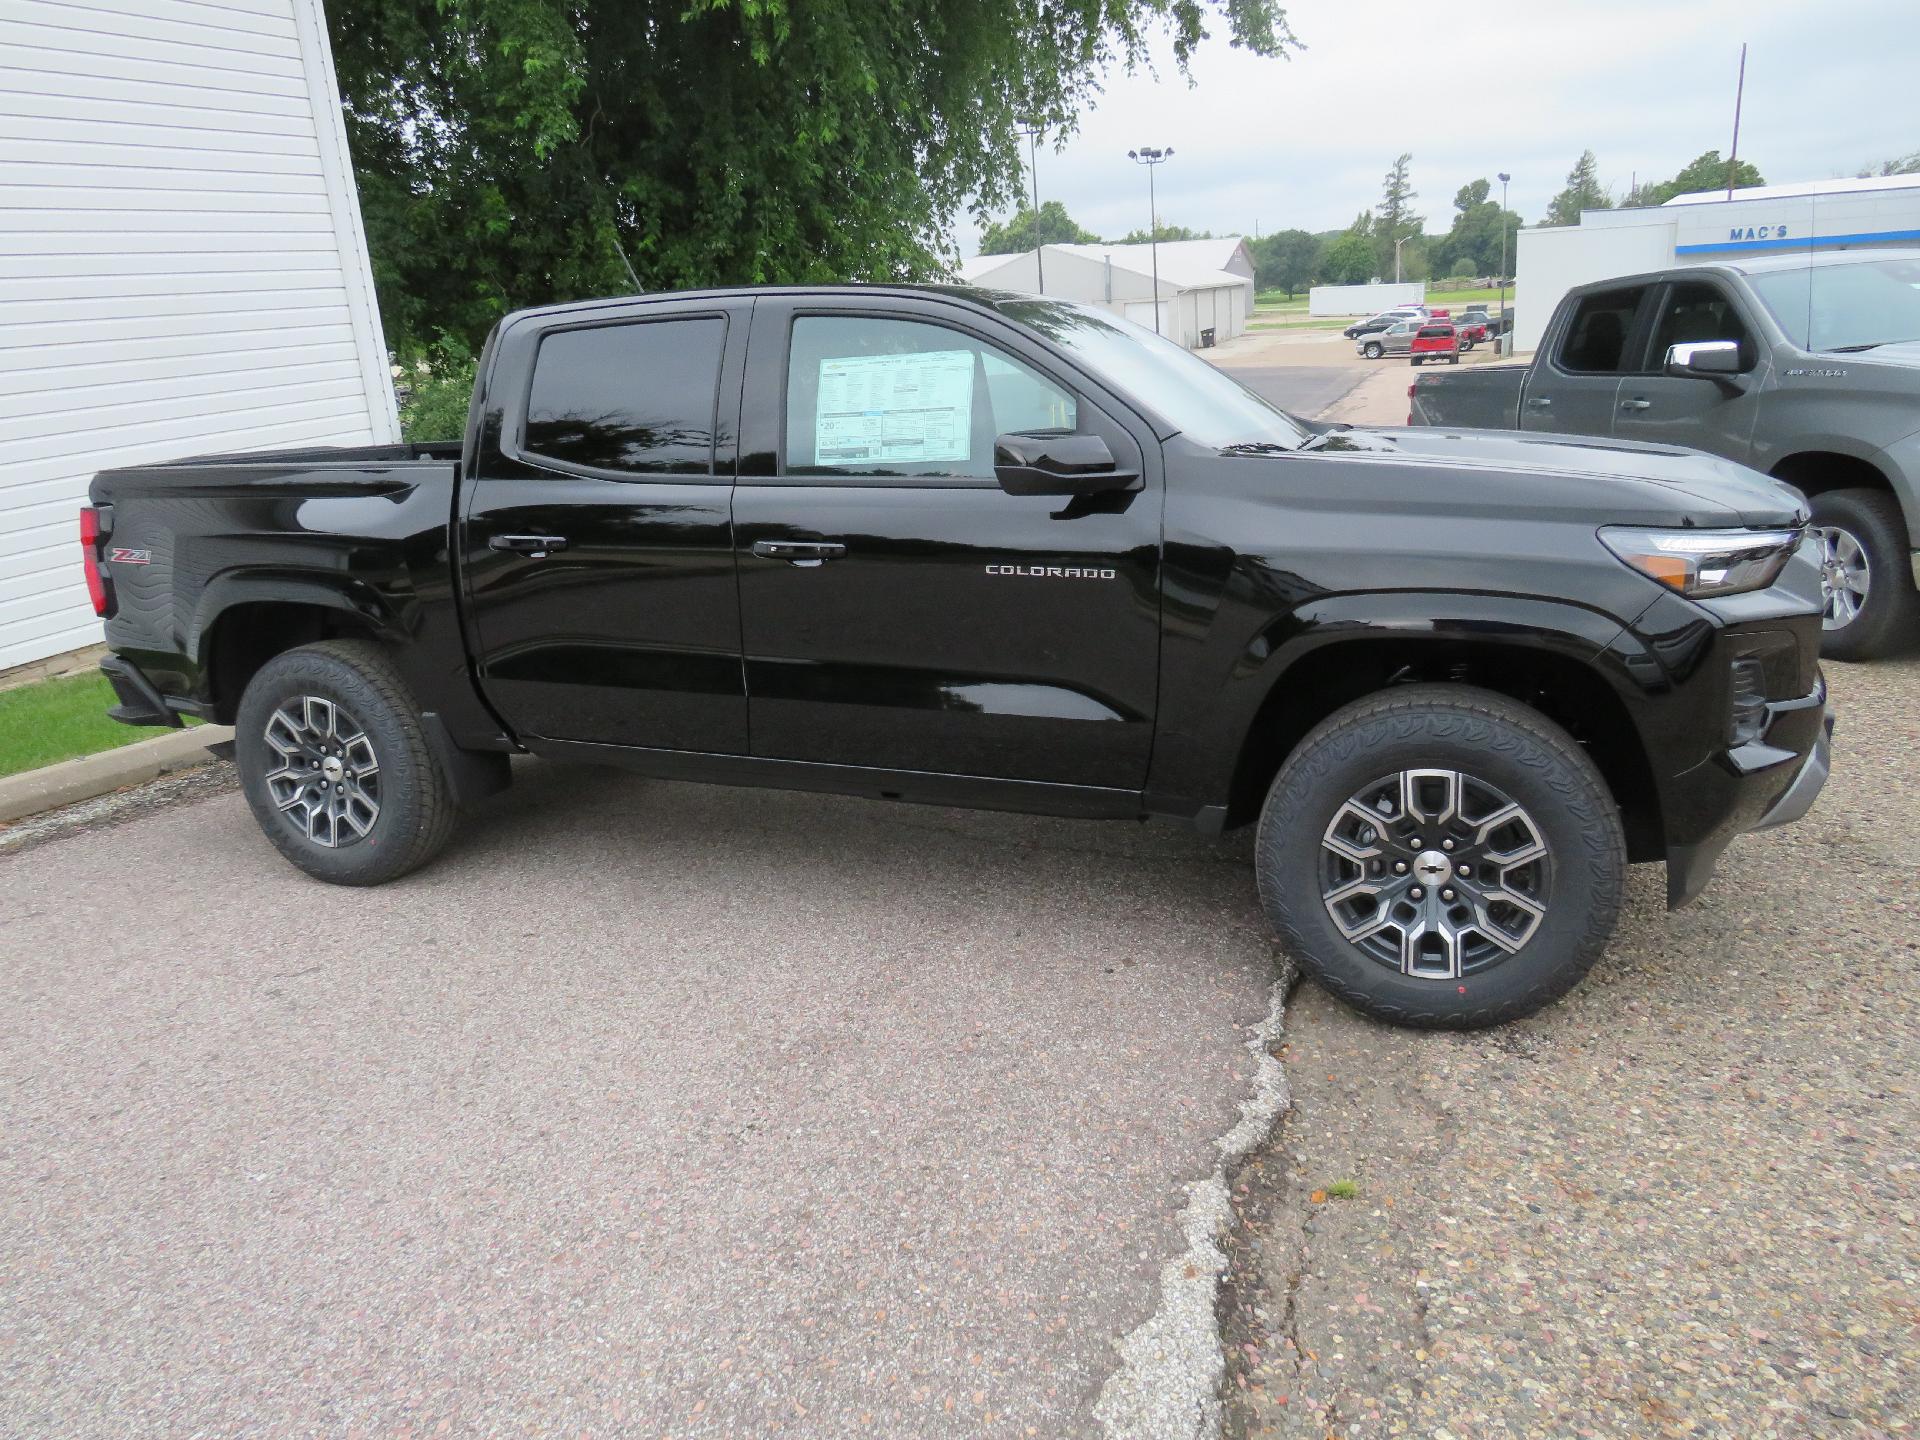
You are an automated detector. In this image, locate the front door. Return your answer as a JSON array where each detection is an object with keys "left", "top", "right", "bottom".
[
  {"left": 1611, "top": 278, "right": 1766, "bottom": 464},
  {"left": 461, "top": 300, "right": 750, "bottom": 751},
  {"left": 1521, "top": 282, "right": 1654, "bottom": 438},
  {"left": 732, "top": 299, "right": 1161, "bottom": 790}
]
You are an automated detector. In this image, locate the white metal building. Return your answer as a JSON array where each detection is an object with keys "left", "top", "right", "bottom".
[
  {"left": 0, "top": 0, "right": 399, "bottom": 672},
  {"left": 1308, "top": 281, "right": 1425, "bottom": 316},
  {"left": 957, "top": 238, "right": 1256, "bottom": 349},
  {"left": 1513, "top": 173, "right": 1920, "bottom": 352}
]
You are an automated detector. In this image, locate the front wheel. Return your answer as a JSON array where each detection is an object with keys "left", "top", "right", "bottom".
[
  {"left": 1809, "top": 488, "right": 1919, "bottom": 661},
  {"left": 1255, "top": 684, "right": 1625, "bottom": 1029},
  {"left": 1363, "top": 342, "right": 1384, "bottom": 359},
  {"left": 235, "top": 640, "right": 458, "bottom": 885}
]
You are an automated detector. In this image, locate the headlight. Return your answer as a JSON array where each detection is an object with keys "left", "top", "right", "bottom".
[{"left": 1598, "top": 526, "right": 1801, "bottom": 598}]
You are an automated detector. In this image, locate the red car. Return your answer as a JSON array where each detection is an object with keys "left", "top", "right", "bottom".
[
  {"left": 1409, "top": 322, "right": 1460, "bottom": 366},
  {"left": 1455, "top": 316, "right": 1488, "bottom": 350}
]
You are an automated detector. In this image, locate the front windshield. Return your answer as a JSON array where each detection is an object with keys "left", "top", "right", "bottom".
[
  {"left": 992, "top": 296, "right": 1310, "bottom": 450},
  {"left": 1746, "top": 255, "right": 1920, "bottom": 351}
]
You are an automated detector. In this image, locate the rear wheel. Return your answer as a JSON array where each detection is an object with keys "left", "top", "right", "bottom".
[
  {"left": 1255, "top": 684, "right": 1625, "bottom": 1028},
  {"left": 1449, "top": 353, "right": 1461, "bottom": 365},
  {"left": 1809, "top": 488, "right": 1919, "bottom": 661},
  {"left": 236, "top": 640, "right": 457, "bottom": 885}
]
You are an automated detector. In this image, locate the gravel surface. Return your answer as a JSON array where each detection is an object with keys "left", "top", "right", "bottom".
[
  {"left": 1223, "top": 654, "right": 1920, "bottom": 1438},
  {"left": 0, "top": 763, "right": 1282, "bottom": 1437}
]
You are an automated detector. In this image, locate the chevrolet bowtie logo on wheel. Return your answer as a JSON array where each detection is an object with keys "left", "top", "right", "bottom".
[{"left": 984, "top": 564, "right": 1118, "bottom": 579}]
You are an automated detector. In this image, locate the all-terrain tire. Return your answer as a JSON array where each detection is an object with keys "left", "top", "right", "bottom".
[
  {"left": 235, "top": 640, "right": 458, "bottom": 885},
  {"left": 1810, "top": 488, "right": 1919, "bottom": 662},
  {"left": 1254, "top": 683, "right": 1626, "bottom": 1029}
]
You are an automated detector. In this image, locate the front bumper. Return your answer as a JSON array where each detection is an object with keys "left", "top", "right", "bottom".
[{"left": 1665, "top": 674, "right": 1831, "bottom": 908}]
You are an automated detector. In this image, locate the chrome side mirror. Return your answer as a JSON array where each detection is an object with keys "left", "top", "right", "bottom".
[{"left": 1664, "top": 340, "right": 1745, "bottom": 392}]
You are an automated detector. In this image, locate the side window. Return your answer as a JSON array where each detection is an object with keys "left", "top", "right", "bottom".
[
  {"left": 522, "top": 317, "right": 724, "bottom": 476},
  {"left": 784, "top": 315, "right": 1077, "bottom": 479},
  {"left": 1648, "top": 282, "right": 1754, "bottom": 370},
  {"left": 1557, "top": 286, "right": 1646, "bottom": 374}
]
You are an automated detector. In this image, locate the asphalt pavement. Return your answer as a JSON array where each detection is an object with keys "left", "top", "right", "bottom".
[
  {"left": 1216, "top": 365, "right": 1366, "bottom": 417},
  {"left": 0, "top": 763, "right": 1281, "bottom": 1437}
]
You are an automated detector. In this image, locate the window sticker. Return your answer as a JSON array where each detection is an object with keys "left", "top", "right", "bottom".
[{"left": 814, "top": 349, "right": 975, "bottom": 466}]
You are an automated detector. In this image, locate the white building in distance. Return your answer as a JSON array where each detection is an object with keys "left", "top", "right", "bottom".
[
  {"left": 957, "top": 238, "right": 1256, "bottom": 350},
  {"left": 1514, "top": 173, "right": 1920, "bottom": 352},
  {"left": 0, "top": 0, "right": 399, "bottom": 673}
]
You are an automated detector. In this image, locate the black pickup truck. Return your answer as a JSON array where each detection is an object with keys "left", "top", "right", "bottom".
[{"left": 84, "top": 285, "right": 1831, "bottom": 1028}]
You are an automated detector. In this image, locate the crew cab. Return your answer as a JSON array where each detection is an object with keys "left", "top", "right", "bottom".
[
  {"left": 86, "top": 285, "right": 1831, "bottom": 1029},
  {"left": 1409, "top": 250, "right": 1920, "bottom": 659}
]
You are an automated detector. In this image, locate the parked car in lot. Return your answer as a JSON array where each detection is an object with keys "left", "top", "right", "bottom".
[
  {"left": 1343, "top": 307, "right": 1424, "bottom": 340},
  {"left": 1357, "top": 319, "right": 1419, "bottom": 358},
  {"left": 85, "top": 284, "right": 1829, "bottom": 1029},
  {"left": 1455, "top": 315, "right": 1489, "bottom": 350},
  {"left": 1409, "top": 251, "right": 1920, "bottom": 659},
  {"left": 1409, "top": 322, "right": 1461, "bottom": 365}
]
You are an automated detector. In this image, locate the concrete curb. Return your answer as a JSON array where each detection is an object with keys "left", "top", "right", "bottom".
[{"left": 0, "top": 725, "right": 234, "bottom": 825}]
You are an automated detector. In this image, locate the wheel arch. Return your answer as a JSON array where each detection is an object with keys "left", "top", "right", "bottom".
[
  {"left": 193, "top": 578, "right": 400, "bottom": 724},
  {"left": 1218, "top": 629, "right": 1664, "bottom": 864},
  {"left": 1769, "top": 449, "right": 1891, "bottom": 499}
]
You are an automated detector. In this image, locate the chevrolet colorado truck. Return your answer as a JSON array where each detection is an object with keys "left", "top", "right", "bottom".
[
  {"left": 85, "top": 285, "right": 1830, "bottom": 1028},
  {"left": 1409, "top": 249, "right": 1920, "bottom": 661}
]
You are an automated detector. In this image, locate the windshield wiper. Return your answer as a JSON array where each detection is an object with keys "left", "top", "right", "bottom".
[
  {"left": 1826, "top": 341, "right": 1896, "bottom": 352},
  {"left": 1221, "top": 440, "right": 1295, "bottom": 455}
]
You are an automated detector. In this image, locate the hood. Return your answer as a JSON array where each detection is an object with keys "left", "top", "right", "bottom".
[{"left": 1303, "top": 424, "right": 1808, "bottom": 530}]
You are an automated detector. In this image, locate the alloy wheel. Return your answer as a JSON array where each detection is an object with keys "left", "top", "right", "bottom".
[
  {"left": 263, "top": 695, "right": 381, "bottom": 847},
  {"left": 1813, "top": 524, "right": 1870, "bottom": 631},
  {"left": 1319, "top": 768, "right": 1551, "bottom": 980}
]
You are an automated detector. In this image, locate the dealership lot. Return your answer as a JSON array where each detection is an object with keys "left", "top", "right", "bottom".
[{"left": 0, "top": 761, "right": 1278, "bottom": 1437}]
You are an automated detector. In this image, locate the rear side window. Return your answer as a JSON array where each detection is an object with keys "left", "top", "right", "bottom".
[
  {"left": 1558, "top": 286, "right": 1646, "bottom": 373},
  {"left": 522, "top": 317, "right": 725, "bottom": 476}
]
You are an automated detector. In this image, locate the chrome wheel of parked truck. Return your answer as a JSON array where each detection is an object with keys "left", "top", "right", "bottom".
[{"left": 85, "top": 283, "right": 1832, "bottom": 1028}]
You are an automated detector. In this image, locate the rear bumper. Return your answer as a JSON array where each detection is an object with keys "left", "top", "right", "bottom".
[{"left": 100, "top": 653, "right": 185, "bottom": 729}]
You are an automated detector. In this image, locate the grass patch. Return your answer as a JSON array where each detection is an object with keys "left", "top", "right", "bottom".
[
  {"left": 1325, "top": 1178, "right": 1360, "bottom": 1200},
  {"left": 0, "top": 672, "right": 195, "bottom": 778}
]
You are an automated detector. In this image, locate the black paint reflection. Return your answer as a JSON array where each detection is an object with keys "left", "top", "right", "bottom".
[{"left": 524, "top": 317, "right": 724, "bottom": 475}]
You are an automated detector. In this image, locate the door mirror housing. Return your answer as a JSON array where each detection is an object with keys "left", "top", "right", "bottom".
[
  {"left": 993, "top": 432, "right": 1140, "bottom": 497},
  {"left": 1664, "top": 339, "right": 1745, "bottom": 387}
]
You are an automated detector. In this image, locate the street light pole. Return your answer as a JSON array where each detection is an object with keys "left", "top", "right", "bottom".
[
  {"left": 1497, "top": 171, "right": 1512, "bottom": 355},
  {"left": 1127, "top": 146, "right": 1174, "bottom": 334},
  {"left": 1394, "top": 235, "right": 1407, "bottom": 283},
  {"left": 1021, "top": 125, "right": 1045, "bottom": 295}
]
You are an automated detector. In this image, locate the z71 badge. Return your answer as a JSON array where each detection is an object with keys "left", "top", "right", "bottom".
[{"left": 109, "top": 548, "right": 153, "bottom": 565}]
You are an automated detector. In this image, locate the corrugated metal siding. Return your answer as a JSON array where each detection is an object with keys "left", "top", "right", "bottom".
[{"left": 0, "top": 0, "right": 398, "bottom": 670}]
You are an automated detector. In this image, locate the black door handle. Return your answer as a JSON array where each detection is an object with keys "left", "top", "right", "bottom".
[
  {"left": 490, "top": 534, "right": 569, "bottom": 558},
  {"left": 751, "top": 539, "right": 847, "bottom": 566}
]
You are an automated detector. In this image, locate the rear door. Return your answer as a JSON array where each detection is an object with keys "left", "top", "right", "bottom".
[
  {"left": 1521, "top": 283, "right": 1654, "bottom": 437},
  {"left": 1611, "top": 277, "right": 1767, "bottom": 464},
  {"left": 730, "top": 295, "right": 1161, "bottom": 789},
  {"left": 460, "top": 299, "right": 751, "bottom": 751}
]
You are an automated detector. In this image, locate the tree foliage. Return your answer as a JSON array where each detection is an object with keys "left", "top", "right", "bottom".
[
  {"left": 1637, "top": 149, "right": 1765, "bottom": 205},
  {"left": 1859, "top": 151, "right": 1920, "bottom": 177},
  {"left": 327, "top": 0, "right": 1299, "bottom": 358},
  {"left": 1114, "top": 222, "right": 1214, "bottom": 243},
  {"left": 1318, "top": 214, "right": 1375, "bottom": 285},
  {"left": 1252, "top": 228, "right": 1319, "bottom": 296},
  {"left": 1374, "top": 152, "right": 1422, "bottom": 276},
  {"left": 977, "top": 201, "right": 1101, "bottom": 254},
  {"left": 1431, "top": 178, "right": 1518, "bottom": 279},
  {"left": 1543, "top": 150, "right": 1611, "bottom": 225}
]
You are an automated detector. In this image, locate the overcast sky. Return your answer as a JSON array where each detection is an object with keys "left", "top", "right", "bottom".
[{"left": 954, "top": 0, "right": 1916, "bottom": 255}]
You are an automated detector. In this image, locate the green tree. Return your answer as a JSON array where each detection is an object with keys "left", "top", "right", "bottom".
[
  {"left": 1114, "top": 222, "right": 1213, "bottom": 243},
  {"left": 1252, "top": 228, "right": 1319, "bottom": 296},
  {"left": 1433, "top": 177, "right": 1518, "bottom": 278},
  {"left": 1640, "top": 149, "right": 1765, "bottom": 204},
  {"left": 1859, "top": 151, "right": 1920, "bottom": 177},
  {"left": 1543, "top": 150, "right": 1611, "bottom": 225},
  {"left": 977, "top": 201, "right": 1100, "bottom": 254},
  {"left": 1319, "top": 214, "right": 1375, "bottom": 285},
  {"left": 327, "top": 0, "right": 1299, "bottom": 359},
  {"left": 1374, "top": 152, "right": 1422, "bottom": 278}
]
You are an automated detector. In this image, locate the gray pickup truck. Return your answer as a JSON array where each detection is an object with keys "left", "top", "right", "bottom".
[{"left": 1410, "top": 250, "right": 1920, "bottom": 659}]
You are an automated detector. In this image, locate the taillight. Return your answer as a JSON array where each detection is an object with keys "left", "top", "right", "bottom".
[{"left": 79, "top": 506, "right": 109, "bottom": 616}]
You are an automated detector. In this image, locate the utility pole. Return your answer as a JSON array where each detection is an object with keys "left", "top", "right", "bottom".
[
  {"left": 1727, "top": 42, "right": 1748, "bottom": 199},
  {"left": 1497, "top": 171, "right": 1511, "bottom": 355},
  {"left": 1394, "top": 235, "right": 1407, "bottom": 283},
  {"left": 1127, "top": 146, "right": 1174, "bottom": 334},
  {"left": 1021, "top": 125, "right": 1045, "bottom": 295}
]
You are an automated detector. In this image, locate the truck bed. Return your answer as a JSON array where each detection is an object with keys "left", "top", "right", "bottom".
[{"left": 1408, "top": 361, "right": 1528, "bottom": 429}]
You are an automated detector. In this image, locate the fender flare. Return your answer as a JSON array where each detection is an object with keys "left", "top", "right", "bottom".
[{"left": 189, "top": 569, "right": 411, "bottom": 674}]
